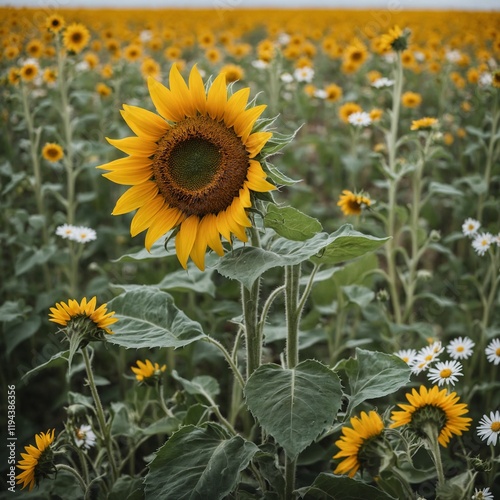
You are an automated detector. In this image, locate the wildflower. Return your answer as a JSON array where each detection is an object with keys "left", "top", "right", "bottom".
[
  {"left": 293, "top": 66, "right": 314, "bottom": 83},
  {"left": 20, "top": 62, "right": 39, "bottom": 82},
  {"left": 313, "top": 89, "right": 328, "bottom": 99},
  {"left": 348, "top": 111, "right": 372, "bottom": 127},
  {"left": 98, "top": 64, "right": 275, "bottom": 271},
  {"left": 479, "top": 72, "right": 493, "bottom": 87},
  {"left": 472, "top": 232, "right": 493, "bottom": 256},
  {"left": 427, "top": 360, "right": 463, "bottom": 386},
  {"left": 472, "top": 487, "right": 494, "bottom": 500},
  {"left": 401, "top": 91, "right": 422, "bottom": 108},
  {"left": 445, "top": 50, "right": 462, "bottom": 63},
  {"left": 131, "top": 359, "right": 167, "bottom": 385},
  {"left": 141, "top": 57, "right": 161, "bottom": 79},
  {"left": 73, "top": 226, "right": 97, "bottom": 244},
  {"left": 324, "top": 83, "right": 343, "bottom": 102},
  {"left": 42, "top": 68, "right": 58, "bottom": 85},
  {"left": 333, "top": 411, "right": 385, "bottom": 477},
  {"left": 49, "top": 297, "right": 117, "bottom": 336},
  {"left": 280, "top": 72, "right": 294, "bottom": 83},
  {"left": 371, "top": 77, "right": 394, "bottom": 88},
  {"left": 16, "top": 429, "right": 56, "bottom": 491},
  {"left": 46, "top": 14, "right": 65, "bottom": 33},
  {"left": 414, "top": 341, "right": 444, "bottom": 371},
  {"left": 477, "top": 411, "right": 500, "bottom": 446},
  {"left": 339, "top": 102, "right": 362, "bottom": 123},
  {"left": 446, "top": 337, "right": 475, "bottom": 360},
  {"left": 220, "top": 64, "right": 244, "bottom": 83},
  {"left": 380, "top": 25, "right": 408, "bottom": 52},
  {"left": 56, "top": 224, "right": 76, "bottom": 240},
  {"left": 462, "top": 218, "right": 481, "bottom": 237},
  {"left": 411, "top": 117, "right": 438, "bottom": 130},
  {"left": 390, "top": 385, "right": 471, "bottom": 447},
  {"left": 369, "top": 108, "right": 383, "bottom": 122},
  {"left": 96, "top": 82, "right": 112, "bottom": 97},
  {"left": 63, "top": 23, "right": 90, "bottom": 53},
  {"left": 337, "top": 190, "right": 371, "bottom": 216},
  {"left": 394, "top": 349, "right": 418, "bottom": 366},
  {"left": 485, "top": 339, "right": 500, "bottom": 365},
  {"left": 42, "top": 143, "right": 64, "bottom": 162},
  {"left": 74, "top": 425, "right": 97, "bottom": 450}
]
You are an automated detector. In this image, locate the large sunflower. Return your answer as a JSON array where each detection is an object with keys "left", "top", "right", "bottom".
[
  {"left": 16, "top": 429, "right": 56, "bottom": 491},
  {"left": 98, "top": 64, "right": 274, "bottom": 270},
  {"left": 390, "top": 385, "right": 471, "bottom": 447}
]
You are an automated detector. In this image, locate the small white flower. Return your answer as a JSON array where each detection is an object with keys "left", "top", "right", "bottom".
[
  {"left": 446, "top": 337, "right": 475, "bottom": 360},
  {"left": 462, "top": 218, "right": 481, "bottom": 237},
  {"left": 472, "top": 486, "right": 494, "bottom": 500},
  {"left": 485, "top": 338, "right": 500, "bottom": 365},
  {"left": 278, "top": 33, "right": 290, "bottom": 45},
  {"left": 472, "top": 232, "right": 493, "bottom": 256},
  {"left": 280, "top": 72, "right": 294, "bottom": 83},
  {"left": 445, "top": 49, "right": 462, "bottom": 63},
  {"left": 383, "top": 52, "right": 397, "bottom": 63},
  {"left": 56, "top": 224, "right": 77, "bottom": 240},
  {"left": 139, "top": 30, "right": 152, "bottom": 43},
  {"left": 412, "top": 341, "right": 443, "bottom": 374},
  {"left": 477, "top": 411, "right": 500, "bottom": 446},
  {"left": 348, "top": 111, "right": 372, "bottom": 127},
  {"left": 313, "top": 89, "right": 328, "bottom": 99},
  {"left": 75, "top": 61, "right": 90, "bottom": 72},
  {"left": 72, "top": 226, "right": 97, "bottom": 244},
  {"left": 412, "top": 357, "right": 432, "bottom": 375},
  {"left": 372, "top": 77, "right": 394, "bottom": 88},
  {"left": 427, "top": 360, "right": 463, "bottom": 386},
  {"left": 394, "top": 349, "right": 418, "bottom": 366},
  {"left": 75, "top": 424, "right": 97, "bottom": 450},
  {"left": 479, "top": 72, "right": 493, "bottom": 87},
  {"left": 251, "top": 60, "right": 269, "bottom": 69},
  {"left": 293, "top": 66, "right": 314, "bottom": 83},
  {"left": 414, "top": 51, "right": 425, "bottom": 62}
]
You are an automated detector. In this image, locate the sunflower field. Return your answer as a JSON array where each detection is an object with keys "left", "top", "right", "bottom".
[{"left": 1, "top": 5, "right": 500, "bottom": 499}]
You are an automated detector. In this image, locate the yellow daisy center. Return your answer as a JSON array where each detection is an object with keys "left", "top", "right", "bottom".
[
  {"left": 496, "top": 347, "right": 500, "bottom": 356},
  {"left": 440, "top": 368, "right": 452, "bottom": 378},
  {"left": 491, "top": 421, "right": 500, "bottom": 432},
  {"left": 456, "top": 346, "right": 464, "bottom": 352},
  {"left": 153, "top": 116, "right": 249, "bottom": 217}
]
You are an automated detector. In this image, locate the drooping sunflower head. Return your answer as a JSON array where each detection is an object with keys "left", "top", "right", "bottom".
[
  {"left": 98, "top": 64, "right": 275, "bottom": 270},
  {"left": 49, "top": 297, "right": 117, "bottom": 345},
  {"left": 380, "top": 25, "right": 409, "bottom": 53},
  {"left": 337, "top": 189, "right": 371, "bottom": 216},
  {"left": 390, "top": 385, "right": 472, "bottom": 447},
  {"left": 16, "top": 429, "right": 56, "bottom": 491},
  {"left": 333, "top": 411, "right": 385, "bottom": 478},
  {"left": 131, "top": 359, "right": 167, "bottom": 385}
]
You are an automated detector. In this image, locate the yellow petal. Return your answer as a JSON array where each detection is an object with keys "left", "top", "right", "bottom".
[
  {"left": 189, "top": 224, "right": 208, "bottom": 271},
  {"left": 229, "top": 196, "right": 252, "bottom": 227},
  {"left": 246, "top": 160, "right": 275, "bottom": 192},
  {"left": 216, "top": 210, "right": 232, "bottom": 242},
  {"left": 206, "top": 72, "right": 227, "bottom": 121},
  {"left": 112, "top": 182, "right": 159, "bottom": 215},
  {"left": 200, "top": 213, "right": 224, "bottom": 256},
  {"left": 175, "top": 215, "right": 199, "bottom": 269},
  {"left": 233, "top": 104, "right": 267, "bottom": 142},
  {"left": 130, "top": 196, "right": 165, "bottom": 236},
  {"left": 239, "top": 185, "right": 252, "bottom": 208},
  {"left": 189, "top": 64, "right": 207, "bottom": 114},
  {"left": 97, "top": 155, "right": 152, "bottom": 172},
  {"left": 245, "top": 131, "right": 272, "bottom": 158},
  {"left": 102, "top": 165, "right": 153, "bottom": 185},
  {"left": 169, "top": 64, "right": 196, "bottom": 117},
  {"left": 121, "top": 104, "right": 169, "bottom": 141},
  {"left": 225, "top": 207, "right": 248, "bottom": 242},
  {"left": 147, "top": 76, "right": 185, "bottom": 123},
  {"left": 106, "top": 137, "right": 157, "bottom": 157},
  {"left": 144, "top": 206, "right": 183, "bottom": 251},
  {"left": 223, "top": 87, "right": 250, "bottom": 129}
]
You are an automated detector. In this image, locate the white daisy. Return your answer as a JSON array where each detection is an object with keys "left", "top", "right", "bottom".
[
  {"left": 472, "top": 232, "right": 493, "bottom": 256},
  {"left": 56, "top": 223, "right": 77, "bottom": 240},
  {"left": 485, "top": 338, "right": 500, "bottom": 365},
  {"left": 477, "top": 411, "right": 500, "bottom": 446},
  {"left": 479, "top": 72, "right": 493, "bottom": 87},
  {"left": 75, "top": 424, "right": 97, "bottom": 450},
  {"left": 412, "top": 341, "right": 443, "bottom": 374},
  {"left": 139, "top": 30, "right": 152, "bottom": 43},
  {"left": 371, "top": 77, "right": 394, "bottom": 88},
  {"left": 472, "top": 487, "right": 494, "bottom": 500},
  {"left": 427, "top": 360, "right": 463, "bottom": 386},
  {"left": 313, "top": 89, "right": 328, "bottom": 99},
  {"left": 462, "top": 218, "right": 481, "bottom": 237},
  {"left": 280, "top": 72, "right": 294, "bottom": 83},
  {"left": 293, "top": 66, "right": 314, "bottom": 83},
  {"left": 251, "top": 60, "right": 269, "bottom": 69},
  {"left": 445, "top": 49, "right": 462, "bottom": 63},
  {"left": 446, "top": 337, "right": 475, "bottom": 360},
  {"left": 72, "top": 226, "right": 97, "bottom": 244},
  {"left": 394, "top": 349, "right": 418, "bottom": 366},
  {"left": 348, "top": 111, "right": 372, "bottom": 127}
]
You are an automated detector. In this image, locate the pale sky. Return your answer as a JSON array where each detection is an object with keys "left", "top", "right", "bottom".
[{"left": 3, "top": 0, "right": 500, "bottom": 9}]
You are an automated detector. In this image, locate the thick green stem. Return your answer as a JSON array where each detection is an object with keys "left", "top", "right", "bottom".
[
  {"left": 424, "top": 423, "right": 445, "bottom": 491},
  {"left": 82, "top": 347, "right": 118, "bottom": 482},
  {"left": 284, "top": 456, "right": 296, "bottom": 500},
  {"left": 56, "top": 464, "right": 87, "bottom": 493},
  {"left": 205, "top": 337, "right": 245, "bottom": 389}
]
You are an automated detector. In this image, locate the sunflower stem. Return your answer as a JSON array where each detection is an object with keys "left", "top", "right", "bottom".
[
  {"left": 56, "top": 464, "right": 87, "bottom": 494},
  {"left": 82, "top": 347, "right": 118, "bottom": 483},
  {"left": 423, "top": 423, "right": 446, "bottom": 491}
]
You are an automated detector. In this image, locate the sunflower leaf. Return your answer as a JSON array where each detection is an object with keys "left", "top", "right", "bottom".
[
  {"left": 244, "top": 360, "right": 342, "bottom": 460},
  {"left": 107, "top": 287, "right": 207, "bottom": 349},
  {"left": 144, "top": 423, "right": 258, "bottom": 500},
  {"left": 264, "top": 204, "right": 323, "bottom": 241}
]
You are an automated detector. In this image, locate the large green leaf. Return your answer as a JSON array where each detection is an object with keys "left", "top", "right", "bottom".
[
  {"left": 107, "top": 288, "right": 207, "bottom": 349},
  {"left": 245, "top": 360, "right": 342, "bottom": 460},
  {"left": 171, "top": 371, "right": 220, "bottom": 399},
  {"left": 297, "top": 473, "right": 395, "bottom": 499},
  {"left": 144, "top": 423, "right": 258, "bottom": 500},
  {"left": 335, "top": 348, "right": 411, "bottom": 416},
  {"left": 264, "top": 205, "right": 322, "bottom": 241}
]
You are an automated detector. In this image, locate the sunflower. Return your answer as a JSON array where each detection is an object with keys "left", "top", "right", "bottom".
[
  {"left": 8, "top": 68, "right": 20, "bottom": 85},
  {"left": 131, "top": 359, "right": 167, "bottom": 385},
  {"left": 339, "top": 102, "right": 362, "bottom": 123},
  {"left": 411, "top": 117, "right": 438, "bottom": 130},
  {"left": 49, "top": 296, "right": 117, "bottom": 335},
  {"left": 220, "top": 63, "right": 244, "bottom": 83},
  {"left": 42, "top": 142, "right": 64, "bottom": 162},
  {"left": 20, "top": 63, "right": 38, "bottom": 82},
  {"left": 26, "top": 39, "right": 43, "bottom": 58},
  {"left": 380, "top": 25, "right": 408, "bottom": 52},
  {"left": 98, "top": 64, "right": 275, "bottom": 270},
  {"left": 337, "top": 190, "right": 371, "bottom": 216},
  {"left": 324, "top": 83, "right": 343, "bottom": 102},
  {"left": 16, "top": 429, "right": 56, "bottom": 491},
  {"left": 141, "top": 57, "right": 161, "bottom": 79},
  {"left": 401, "top": 91, "right": 422, "bottom": 108},
  {"left": 333, "top": 411, "right": 385, "bottom": 478},
  {"left": 45, "top": 14, "right": 65, "bottom": 34},
  {"left": 390, "top": 385, "right": 471, "bottom": 447},
  {"left": 42, "top": 68, "right": 58, "bottom": 85},
  {"left": 96, "top": 82, "right": 112, "bottom": 97},
  {"left": 63, "top": 23, "right": 90, "bottom": 53}
]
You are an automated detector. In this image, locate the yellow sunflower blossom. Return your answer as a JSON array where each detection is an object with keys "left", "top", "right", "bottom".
[
  {"left": 410, "top": 117, "right": 439, "bottom": 130},
  {"left": 16, "top": 429, "right": 56, "bottom": 491},
  {"left": 333, "top": 411, "right": 385, "bottom": 478},
  {"left": 45, "top": 14, "right": 65, "bottom": 34},
  {"left": 337, "top": 190, "right": 371, "bottom": 216},
  {"left": 42, "top": 142, "right": 64, "bottom": 162},
  {"left": 98, "top": 64, "right": 275, "bottom": 271},
  {"left": 131, "top": 359, "right": 167, "bottom": 384},
  {"left": 390, "top": 385, "right": 471, "bottom": 447},
  {"left": 401, "top": 91, "right": 422, "bottom": 108},
  {"left": 63, "top": 23, "right": 90, "bottom": 53},
  {"left": 380, "top": 25, "right": 408, "bottom": 52}
]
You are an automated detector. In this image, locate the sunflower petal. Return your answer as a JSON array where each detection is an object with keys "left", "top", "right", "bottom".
[
  {"left": 224, "top": 87, "right": 250, "bottom": 128},
  {"left": 144, "top": 206, "right": 183, "bottom": 251},
  {"left": 189, "top": 224, "right": 208, "bottom": 271},
  {"left": 206, "top": 72, "right": 227, "bottom": 121},
  {"left": 229, "top": 196, "right": 252, "bottom": 227},
  {"left": 112, "top": 182, "right": 159, "bottom": 215},
  {"left": 189, "top": 64, "right": 207, "bottom": 114},
  {"left": 106, "top": 137, "right": 157, "bottom": 157},
  {"left": 169, "top": 64, "right": 196, "bottom": 117},
  {"left": 147, "top": 76, "right": 185, "bottom": 123},
  {"left": 121, "top": 104, "right": 169, "bottom": 141},
  {"left": 130, "top": 196, "right": 165, "bottom": 236},
  {"left": 233, "top": 104, "right": 267, "bottom": 142},
  {"left": 97, "top": 155, "right": 153, "bottom": 172},
  {"left": 200, "top": 213, "right": 224, "bottom": 256},
  {"left": 175, "top": 215, "right": 199, "bottom": 269},
  {"left": 245, "top": 131, "right": 272, "bottom": 158},
  {"left": 102, "top": 166, "right": 153, "bottom": 185}
]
